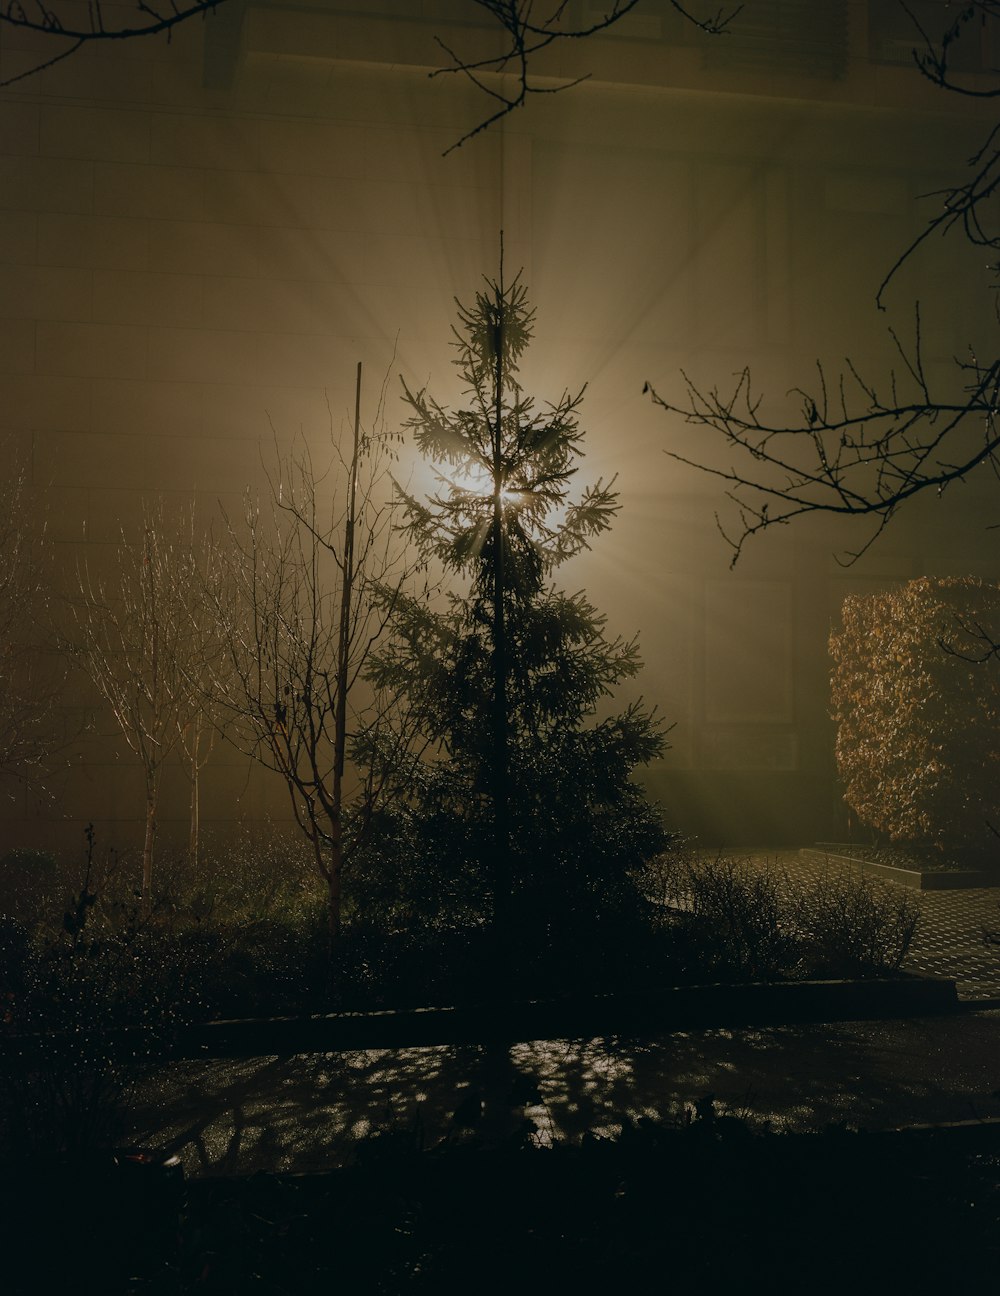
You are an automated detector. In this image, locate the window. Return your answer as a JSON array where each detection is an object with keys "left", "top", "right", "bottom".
[
  {"left": 869, "top": 0, "right": 994, "bottom": 73},
  {"left": 701, "top": 0, "right": 849, "bottom": 79}
]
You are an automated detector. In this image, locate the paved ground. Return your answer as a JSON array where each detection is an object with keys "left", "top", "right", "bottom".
[
  {"left": 126, "top": 849, "right": 1000, "bottom": 1176},
  {"left": 908, "top": 889, "right": 1000, "bottom": 999}
]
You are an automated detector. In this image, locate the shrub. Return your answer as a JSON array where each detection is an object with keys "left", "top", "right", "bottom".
[
  {"left": 791, "top": 873, "right": 919, "bottom": 978},
  {"left": 189, "top": 910, "right": 330, "bottom": 1016},
  {"left": 0, "top": 820, "right": 305, "bottom": 1161},
  {"left": 344, "top": 798, "right": 490, "bottom": 936},
  {"left": 0, "top": 906, "right": 208, "bottom": 1163},
  {"left": 38, "top": 819, "right": 319, "bottom": 935},
  {"left": 656, "top": 853, "right": 796, "bottom": 981},
  {"left": 830, "top": 576, "right": 1000, "bottom": 855},
  {"left": 153, "top": 822, "right": 320, "bottom": 931},
  {"left": 0, "top": 850, "right": 59, "bottom": 930},
  {"left": 647, "top": 852, "right": 920, "bottom": 982}
]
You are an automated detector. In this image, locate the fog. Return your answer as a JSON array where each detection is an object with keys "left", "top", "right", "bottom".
[{"left": 1, "top": 0, "right": 994, "bottom": 853}]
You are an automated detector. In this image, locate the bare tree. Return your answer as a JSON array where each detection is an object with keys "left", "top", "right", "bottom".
[
  {"left": 177, "top": 700, "right": 215, "bottom": 871},
  {"left": 73, "top": 500, "right": 220, "bottom": 917},
  {"left": 646, "top": 5, "right": 1000, "bottom": 564},
  {"left": 211, "top": 364, "right": 424, "bottom": 949},
  {"left": 173, "top": 513, "right": 229, "bottom": 871},
  {"left": 0, "top": 452, "right": 63, "bottom": 796}
]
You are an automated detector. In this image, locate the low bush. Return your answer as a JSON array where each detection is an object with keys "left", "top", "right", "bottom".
[
  {"left": 2, "top": 829, "right": 925, "bottom": 1055},
  {"left": 343, "top": 802, "right": 489, "bottom": 937},
  {"left": 644, "top": 852, "right": 920, "bottom": 982},
  {"left": 0, "top": 822, "right": 326, "bottom": 1162},
  {"left": 154, "top": 823, "right": 320, "bottom": 931},
  {"left": 334, "top": 844, "right": 923, "bottom": 1006},
  {"left": 0, "top": 903, "right": 208, "bottom": 1164},
  {"left": 791, "top": 872, "right": 919, "bottom": 977},
  {"left": 653, "top": 853, "right": 796, "bottom": 981},
  {"left": 0, "top": 822, "right": 333, "bottom": 1015},
  {"left": 0, "top": 849, "right": 60, "bottom": 931},
  {"left": 187, "top": 910, "right": 330, "bottom": 1017},
  {"left": 343, "top": 796, "right": 676, "bottom": 1005}
]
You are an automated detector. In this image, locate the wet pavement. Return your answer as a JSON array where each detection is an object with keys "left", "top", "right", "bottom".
[{"left": 126, "top": 849, "right": 1000, "bottom": 1177}]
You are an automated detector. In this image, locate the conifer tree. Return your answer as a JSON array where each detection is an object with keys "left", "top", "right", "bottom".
[{"left": 370, "top": 266, "right": 667, "bottom": 981}]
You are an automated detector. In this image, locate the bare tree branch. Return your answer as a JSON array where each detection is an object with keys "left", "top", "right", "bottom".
[
  {"left": 877, "top": 121, "right": 1000, "bottom": 308},
  {"left": 0, "top": 0, "right": 223, "bottom": 88},
  {"left": 646, "top": 309, "right": 1000, "bottom": 565},
  {"left": 906, "top": 0, "right": 1000, "bottom": 99},
  {"left": 647, "top": 6, "right": 1000, "bottom": 564},
  {"left": 1, "top": 0, "right": 739, "bottom": 144},
  {"left": 0, "top": 0, "right": 221, "bottom": 40},
  {"left": 433, "top": 0, "right": 741, "bottom": 154}
]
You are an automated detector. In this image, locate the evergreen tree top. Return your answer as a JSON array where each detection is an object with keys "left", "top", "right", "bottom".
[
  {"left": 398, "top": 269, "right": 620, "bottom": 581},
  {"left": 452, "top": 272, "right": 535, "bottom": 392}
]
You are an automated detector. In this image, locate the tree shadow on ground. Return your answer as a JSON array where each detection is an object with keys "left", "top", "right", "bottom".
[{"left": 126, "top": 1010, "right": 1000, "bottom": 1175}]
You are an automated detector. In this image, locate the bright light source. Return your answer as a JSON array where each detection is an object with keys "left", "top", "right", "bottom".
[{"left": 449, "top": 463, "right": 520, "bottom": 503}]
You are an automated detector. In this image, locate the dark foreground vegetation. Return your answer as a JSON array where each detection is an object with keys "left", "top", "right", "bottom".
[
  {"left": 0, "top": 834, "right": 923, "bottom": 1171},
  {"left": 0, "top": 834, "right": 927, "bottom": 1218},
  {"left": 0, "top": 838, "right": 919, "bottom": 1032},
  {"left": 3, "top": 1108, "right": 998, "bottom": 1295}
]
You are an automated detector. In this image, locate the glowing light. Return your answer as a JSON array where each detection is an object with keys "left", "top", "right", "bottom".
[{"left": 448, "top": 462, "right": 521, "bottom": 503}]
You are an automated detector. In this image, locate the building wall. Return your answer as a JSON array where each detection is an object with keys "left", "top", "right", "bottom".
[{"left": 0, "top": 1, "right": 993, "bottom": 859}]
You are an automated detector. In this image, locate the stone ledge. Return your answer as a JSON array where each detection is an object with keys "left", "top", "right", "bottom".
[
  {"left": 170, "top": 973, "right": 959, "bottom": 1058},
  {"left": 802, "top": 846, "right": 1000, "bottom": 890}
]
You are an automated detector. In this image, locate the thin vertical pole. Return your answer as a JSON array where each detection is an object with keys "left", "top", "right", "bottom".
[
  {"left": 328, "top": 359, "right": 362, "bottom": 948},
  {"left": 491, "top": 238, "right": 511, "bottom": 976}
]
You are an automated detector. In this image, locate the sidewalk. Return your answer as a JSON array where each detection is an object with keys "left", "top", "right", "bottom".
[{"left": 126, "top": 849, "right": 1000, "bottom": 1177}]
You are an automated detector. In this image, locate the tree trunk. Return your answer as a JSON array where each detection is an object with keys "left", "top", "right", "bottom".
[
  {"left": 325, "top": 361, "right": 360, "bottom": 961},
  {"left": 188, "top": 759, "right": 200, "bottom": 870},
  {"left": 141, "top": 788, "right": 156, "bottom": 920},
  {"left": 188, "top": 722, "right": 201, "bottom": 870},
  {"left": 327, "top": 846, "right": 342, "bottom": 946},
  {"left": 309, "top": 822, "right": 343, "bottom": 965},
  {"left": 489, "top": 284, "right": 512, "bottom": 987},
  {"left": 323, "top": 831, "right": 344, "bottom": 998},
  {"left": 490, "top": 493, "right": 511, "bottom": 969}
]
